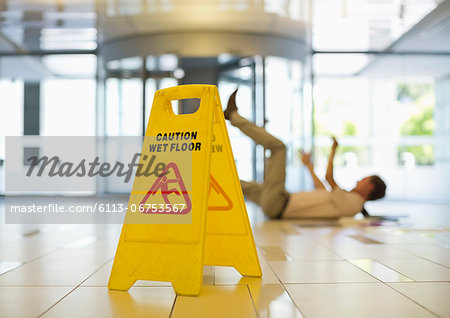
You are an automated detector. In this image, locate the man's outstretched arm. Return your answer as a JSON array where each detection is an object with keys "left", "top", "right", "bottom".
[
  {"left": 299, "top": 150, "right": 326, "bottom": 190},
  {"left": 325, "top": 137, "right": 339, "bottom": 189}
]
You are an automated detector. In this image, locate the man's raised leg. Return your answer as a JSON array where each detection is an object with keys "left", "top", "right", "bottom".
[{"left": 226, "top": 90, "right": 289, "bottom": 218}]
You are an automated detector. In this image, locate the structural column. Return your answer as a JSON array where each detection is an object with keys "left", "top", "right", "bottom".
[{"left": 23, "top": 82, "right": 40, "bottom": 135}]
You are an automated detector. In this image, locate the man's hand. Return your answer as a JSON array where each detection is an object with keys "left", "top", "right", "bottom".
[
  {"left": 299, "top": 150, "right": 313, "bottom": 167},
  {"left": 331, "top": 136, "right": 339, "bottom": 151},
  {"left": 298, "top": 149, "right": 325, "bottom": 190},
  {"left": 326, "top": 136, "right": 339, "bottom": 189}
]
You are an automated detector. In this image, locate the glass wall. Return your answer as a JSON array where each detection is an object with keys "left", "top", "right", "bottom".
[
  {"left": 41, "top": 79, "right": 96, "bottom": 136},
  {"left": 218, "top": 56, "right": 305, "bottom": 186},
  {"left": 0, "top": 79, "right": 23, "bottom": 194},
  {"left": 40, "top": 55, "right": 97, "bottom": 136},
  {"left": 0, "top": 79, "right": 23, "bottom": 148},
  {"left": 310, "top": 0, "right": 448, "bottom": 203},
  {"left": 104, "top": 55, "right": 180, "bottom": 137},
  {"left": 105, "top": 78, "right": 143, "bottom": 136},
  {"left": 219, "top": 63, "right": 255, "bottom": 182},
  {"left": 265, "top": 56, "right": 304, "bottom": 192},
  {"left": 0, "top": 54, "right": 97, "bottom": 194},
  {"left": 101, "top": 54, "right": 307, "bottom": 193},
  {"left": 312, "top": 68, "right": 442, "bottom": 201},
  {"left": 102, "top": 55, "right": 179, "bottom": 192}
]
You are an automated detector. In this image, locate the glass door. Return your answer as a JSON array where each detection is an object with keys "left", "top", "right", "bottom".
[
  {"left": 218, "top": 58, "right": 259, "bottom": 182},
  {"left": 103, "top": 56, "right": 179, "bottom": 193}
]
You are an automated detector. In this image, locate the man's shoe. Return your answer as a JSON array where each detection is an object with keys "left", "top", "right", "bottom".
[{"left": 224, "top": 88, "right": 239, "bottom": 120}]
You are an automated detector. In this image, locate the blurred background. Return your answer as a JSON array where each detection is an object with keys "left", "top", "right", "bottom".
[{"left": 1, "top": 0, "right": 449, "bottom": 203}]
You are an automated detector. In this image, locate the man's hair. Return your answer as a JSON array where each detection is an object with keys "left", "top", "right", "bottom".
[{"left": 368, "top": 175, "right": 386, "bottom": 201}]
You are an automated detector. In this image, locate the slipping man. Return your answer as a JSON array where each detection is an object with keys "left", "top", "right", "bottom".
[{"left": 224, "top": 89, "right": 386, "bottom": 219}]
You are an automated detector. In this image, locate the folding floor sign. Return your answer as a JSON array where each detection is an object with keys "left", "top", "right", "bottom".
[{"left": 108, "top": 85, "right": 262, "bottom": 296}]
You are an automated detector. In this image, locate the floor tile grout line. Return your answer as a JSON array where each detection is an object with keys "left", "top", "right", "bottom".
[
  {"left": 282, "top": 281, "right": 389, "bottom": 285},
  {"left": 350, "top": 258, "right": 443, "bottom": 317},
  {"left": 245, "top": 284, "right": 259, "bottom": 318},
  {"left": 268, "top": 258, "right": 348, "bottom": 262},
  {"left": 80, "top": 256, "right": 115, "bottom": 285},
  {"left": 0, "top": 232, "right": 114, "bottom": 276},
  {"left": 0, "top": 261, "right": 23, "bottom": 276},
  {"left": 259, "top": 223, "right": 449, "bottom": 276},
  {"left": 261, "top": 257, "right": 284, "bottom": 286},
  {"left": 269, "top": 254, "right": 443, "bottom": 318},
  {"left": 404, "top": 254, "right": 450, "bottom": 269},
  {"left": 347, "top": 258, "right": 415, "bottom": 282},
  {"left": 280, "top": 284, "right": 306, "bottom": 318},
  {"left": 273, "top": 224, "right": 397, "bottom": 315},
  {"left": 36, "top": 285, "right": 80, "bottom": 318},
  {"left": 312, "top": 236, "right": 354, "bottom": 261},
  {"left": 274, "top": 227, "right": 443, "bottom": 316},
  {"left": 370, "top": 258, "right": 418, "bottom": 281},
  {"left": 0, "top": 245, "right": 65, "bottom": 277},
  {"left": 36, "top": 257, "right": 114, "bottom": 317},
  {"left": 0, "top": 284, "right": 173, "bottom": 287},
  {"left": 388, "top": 244, "right": 450, "bottom": 269},
  {"left": 4, "top": 280, "right": 447, "bottom": 288},
  {"left": 345, "top": 257, "right": 407, "bottom": 286},
  {"left": 421, "top": 258, "right": 450, "bottom": 269},
  {"left": 168, "top": 295, "right": 177, "bottom": 318},
  {"left": 382, "top": 283, "right": 442, "bottom": 317},
  {"left": 263, "top": 252, "right": 306, "bottom": 317},
  {"left": 432, "top": 242, "right": 450, "bottom": 251},
  {"left": 308, "top": 233, "right": 447, "bottom": 279}
]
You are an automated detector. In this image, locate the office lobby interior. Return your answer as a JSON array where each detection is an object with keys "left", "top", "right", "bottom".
[{"left": 1, "top": 0, "right": 450, "bottom": 317}]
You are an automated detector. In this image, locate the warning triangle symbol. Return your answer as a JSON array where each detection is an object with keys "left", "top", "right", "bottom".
[
  {"left": 208, "top": 175, "right": 233, "bottom": 211},
  {"left": 140, "top": 162, "right": 192, "bottom": 214}
]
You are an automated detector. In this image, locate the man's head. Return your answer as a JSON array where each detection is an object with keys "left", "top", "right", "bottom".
[{"left": 353, "top": 175, "right": 386, "bottom": 201}]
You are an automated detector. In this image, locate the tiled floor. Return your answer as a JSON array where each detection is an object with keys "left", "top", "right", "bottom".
[{"left": 1, "top": 198, "right": 449, "bottom": 317}]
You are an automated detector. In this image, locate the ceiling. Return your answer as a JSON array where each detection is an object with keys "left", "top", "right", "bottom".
[
  {"left": 357, "top": 0, "right": 450, "bottom": 79},
  {"left": 0, "top": 0, "right": 449, "bottom": 79}
]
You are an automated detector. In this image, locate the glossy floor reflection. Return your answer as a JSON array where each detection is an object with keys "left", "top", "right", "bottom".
[{"left": 0, "top": 198, "right": 449, "bottom": 317}]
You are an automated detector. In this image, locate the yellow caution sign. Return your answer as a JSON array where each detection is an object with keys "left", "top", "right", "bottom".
[{"left": 108, "top": 85, "right": 262, "bottom": 296}]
